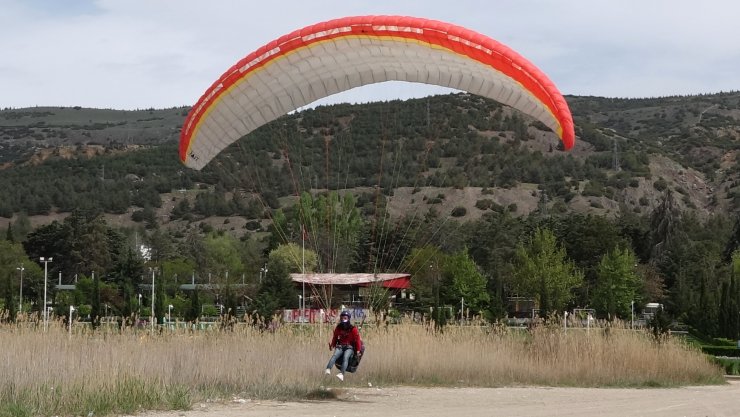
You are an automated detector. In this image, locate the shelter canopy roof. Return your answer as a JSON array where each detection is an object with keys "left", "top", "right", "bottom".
[{"left": 291, "top": 273, "right": 411, "bottom": 289}]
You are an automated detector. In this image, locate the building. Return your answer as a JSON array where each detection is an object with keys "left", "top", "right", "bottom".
[{"left": 287, "top": 273, "right": 412, "bottom": 323}]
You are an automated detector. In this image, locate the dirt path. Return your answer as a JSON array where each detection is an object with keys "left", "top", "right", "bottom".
[{"left": 134, "top": 380, "right": 740, "bottom": 417}]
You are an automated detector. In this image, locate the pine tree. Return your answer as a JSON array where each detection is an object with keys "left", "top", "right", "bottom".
[
  {"left": 122, "top": 283, "right": 134, "bottom": 325},
  {"left": 649, "top": 190, "right": 681, "bottom": 264},
  {"left": 3, "top": 275, "right": 16, "bottom": 322},
  {"left": 723, "top": 216, "right": 740, "bottom": 262},
  {"left": 719, "top": 279, "right": 730, "bottom": 338},
  {"left": 5, "top": 223, "right": 14, "bottom": 242},
  {"left": 155, "top": 272, "right": 165, "bottom": 325},
  {"left": 186, "top": 289, "right": 200, "bottom": 322}
]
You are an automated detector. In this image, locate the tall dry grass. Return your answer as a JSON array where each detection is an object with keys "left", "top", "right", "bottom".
[{"left": 0, "top": 317, "right": 724, "bottom": 417}]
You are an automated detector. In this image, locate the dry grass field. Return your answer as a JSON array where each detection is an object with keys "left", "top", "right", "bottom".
[{"left": 0, "top": 316, "right": 724, "bottom": 417}]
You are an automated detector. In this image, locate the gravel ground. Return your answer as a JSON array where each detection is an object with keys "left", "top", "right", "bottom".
[{"left": 131, "top": 379, "right": 740, "bottom": 417}]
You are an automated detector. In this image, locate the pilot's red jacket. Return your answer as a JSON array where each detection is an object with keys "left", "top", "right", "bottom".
[{"left": 329, "top": 324, "right": 363, "bottom": 352}]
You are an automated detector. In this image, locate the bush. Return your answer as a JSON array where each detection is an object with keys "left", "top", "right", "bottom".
[
  {"left": 702, "top": 346, "right": 740, "bottom": 358},
  {"left": 582, "top": 180, "right": 604, "bottom": 197},
  {"left": 451, "top": 207, "right": 467, "bottom": 217},
  {"left": 245, "top": 220, "right": 262, "bottom": 231},
  {"left": 653, "top": 178, "right": 668, "bottom": 191},
  {"left": 131, "top": 210, "right": 145, "bottom": 222},
  {"left": 475, "top": 199, "right": 493, "bottom": 210},
  {"left": 552, "top": 201, "right": 568, "bottom": 213}
]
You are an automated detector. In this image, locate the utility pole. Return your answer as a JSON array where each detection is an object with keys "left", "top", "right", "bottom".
[
  {"left": 302, "top": 224, "right": 306, "bottom": 325},
  {"left": 16, "top": 265, "right": 24, "bottom": 313},
  {"left": 460, "top": 297, "right": 464, "bottom": 325},
  {"left": 69, "top": 305, "right": 75, "bottom": 336},
  {"left": 40, "top": 257, "right": 53, "bottom": 331}
]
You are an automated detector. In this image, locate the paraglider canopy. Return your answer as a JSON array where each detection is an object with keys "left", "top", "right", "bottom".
[{"left": 180, "top": 15, "right": 575, "bottom": 170}]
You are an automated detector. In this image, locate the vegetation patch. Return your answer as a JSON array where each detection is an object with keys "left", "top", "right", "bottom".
[{"left": 0, "top": 319, "right": 724, "bottom": 417}]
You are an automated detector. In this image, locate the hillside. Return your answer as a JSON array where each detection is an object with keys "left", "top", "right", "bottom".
[{"left": 1, "top": 92, "right": 740, "bottom": 235}]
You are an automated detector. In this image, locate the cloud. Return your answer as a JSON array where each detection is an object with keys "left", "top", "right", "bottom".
[{"left": 1, "top": 0, "right": 739, "bottom": 109}]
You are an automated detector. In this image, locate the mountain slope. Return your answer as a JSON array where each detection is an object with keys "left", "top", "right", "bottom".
[{"left": 1, "top": 92, "right": 740, "bottom": 234}]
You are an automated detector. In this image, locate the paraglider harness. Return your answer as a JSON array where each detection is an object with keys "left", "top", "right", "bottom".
[{"left": 333, "top": 324, "right": 365, "bottom": 373}]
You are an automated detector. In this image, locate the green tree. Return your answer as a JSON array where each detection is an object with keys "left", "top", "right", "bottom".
[
  {"left": 556, "top": 214, "right": 630, "bottom": 305},
  {"left": 636, "top": 263, "right": 667, "bottom": 304},
  {"left": 24, "top": 211, "right": 120, "bottom": 280},
  {"left": 512, "top": 228, "right": 583, "bottom": 315},
  {"left": 5, "top": 223, "right": 13, "bottom": 242},
  {"left": 719, "top": 256, "right": 740, "bottom": 339},
  {"left": 404, "top": 245, "right": 448, "bottom": 330},
  {"left": 67, "top": 211, "right": 113, "bottom": 276},
  {"left": 466, "top": 212, "right": 523, "bottom": 320},
  {"left": 161, "top": 257, "right": 196, "bottom": 298},
  {"left": 0, "top": 240, "right": 42, "bottom": 320},
  {"left": 181, "top": 229, "right": 208, "bottom": 276},
  {"left": 591, "top": 247, "right": 640, "bottom": 319},
  {"left": 23, "top": 221, "right": 68, "bottom": 275},
  {"left": 296, "top": 191, "right": 363, "bottom": 272},
  {"left": 109, "top": 246, "right": 145, "bottom": 318},
  {"left": 186, "top": 288, "right": 201, "bottom": 322},
  {"left": 723, "top": 216, "right": 740, "bottom": 262},
  {"left": 405, "top": 245, "right": 446, "bottom": 307},
  {"left": 268, "top": 243, "right": 318, "bottom": 273},
  {"left": 252, "top": 255, "right": 296, "bottom": 326},
  {"left": 648, "top": 190, "right": 683, "bottom": 281},
  {"left": 71, "top": 274, "right": 117, "bottom": 323},
  {"left": 356, "top": 213, "right": 418, "bottom": 272},
  {"left": 147, "top": 228, "right": 175, "bottom": 262},
  {"left": 203, "top": 233, "right": 247, "bottom": 278},
  {"left": 440, "top": 248, "right": 490, "bottom": 315},
  {"left": 155, "top": 271, "right": 166, "bottom": 325},
  {"left": 11, "top": 212, "right": 32, "bottom": 242}
]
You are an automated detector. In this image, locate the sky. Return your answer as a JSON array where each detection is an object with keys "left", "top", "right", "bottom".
[{"left": 2, "top": 0, "right": 739, "bottom": 110}]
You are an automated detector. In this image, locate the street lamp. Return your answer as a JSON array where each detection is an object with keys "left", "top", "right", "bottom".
[
  {"left": 150, "top": 267, "right": 157, "bottom": 332},
  {"left": 69, "top": 305, "right": 75, "bottom": 336},
  {"left": 168, "top": 304, "right": 173, "bottom": 323},
  {"left": 39, "top": 257, "right": 53, "bottom": 331},
  {"left": 16, "top": 265, "right": 24, "bottom": 314}
]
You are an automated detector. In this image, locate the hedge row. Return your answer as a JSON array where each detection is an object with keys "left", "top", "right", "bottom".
[{"left": 701, "top": 346, "right": 740, "bottom": 357}]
